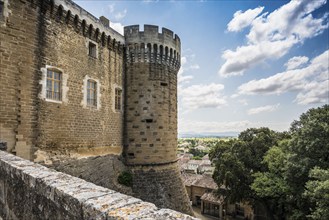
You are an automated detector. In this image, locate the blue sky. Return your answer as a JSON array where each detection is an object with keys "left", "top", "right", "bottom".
[{"left": 73, "top": 0, "right": 329, "bottom": 135}]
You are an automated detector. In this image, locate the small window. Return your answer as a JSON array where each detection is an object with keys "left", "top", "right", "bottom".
[
  {"left": 87, "top": 80, "right": 97, "bottom": 107},
  {"left": 88, "top": 42, "right": 97, "bottom": 58},
  {"left": 115, "top": 88, "right": 122, "bottom": 111},
  {"left": 46, "top": 69, "right": 62, "bottom": 101}
]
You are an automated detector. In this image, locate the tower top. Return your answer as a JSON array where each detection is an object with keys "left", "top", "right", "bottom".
[
  {"left": 124, "top": 25, "right": 181, "bottom": 54},
  {"left": 124, "top": 25, "right": 181, "bottom": 71}
]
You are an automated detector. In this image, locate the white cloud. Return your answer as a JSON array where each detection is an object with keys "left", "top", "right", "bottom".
[
  {"left": 219, "top": 38, "right": 297, "bottom": 77},
  {"left": 190, "top": 64, "right": 200, "bottom": 70},
  {"left": 238, "top": 99, "right": 248, "bottom": 106},
  {"left": 295, "top": 80, "right": 329, "bottom": 105},
  {"left": 115, "top": 9, "right": 127, "bottom": 20},
  {"left": 110, "top": 22, "right": 124, "bottom": 35},
  {"left": 178, "top": 56, "right": 194, "bottom": 84},
  {"left": 219, "top": 0, "right": 328, "bottom": 77},
  {"left": 179, "top": 119, "right": 251, "bottom": 133},
  {"left": 142, "top": 0, "right": 159, "bottom": 3},
  {"left": 284, "top": 56, "right": 309, "bottom": 70},
  {"left": 237, "top": 50, "right": 329, "bottom": 105},
  {"left": 108, "top": 4, "right": 115, "bottom": 13},
  {"left": 180, "top": 83, "right": 226, "bottom": 110},
  {"left": 247, "top": 104, "right": 280, "bottom": 115},
  {"left": 227, "top": 6, "right": 264, "bottom": 32},
  {"left": 178, "top": 52, "right": 200, "bottom": 84},
  {"left": 107, "top": 3, "right": 127, "bottom": 21}
]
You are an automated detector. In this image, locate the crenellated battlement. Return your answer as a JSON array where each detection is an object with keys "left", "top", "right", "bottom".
[
  {"left": 124, "top": 25, "right": 181, "bottom": 71},
  {"left": 35, "top": 0, "right": 125, "bottom": 52}
]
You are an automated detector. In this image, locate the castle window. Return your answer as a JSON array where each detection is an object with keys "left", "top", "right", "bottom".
[
  {"left": 46, "top": 69, "right": 62, "bottom": 101},
  {"left": 87, "top": 80, "right": 97, "bottom": 107},
  {"left": 88, "top": 41, "right": 97, "bottom": 58},
  {"left": 115, "top": 88, "right": 122, "bottom": 111},
  {"left": 82, "top": 76, "right": 100, "bottom": 110}
]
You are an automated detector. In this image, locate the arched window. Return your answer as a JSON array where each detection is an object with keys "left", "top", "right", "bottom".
[
  {"left": 88, "top": 24, "right": 93, "bottom": 38},
  {"left": 95, "top": 28, "right": 100, "bottom": 42},
  {"left": 82, "top": 20, "right": 86, "bottom": 36},
  {"left": 159, "top": 45, "right": 164, "bottom": 58},
  {"left": 107, "top": 36, "right": 111, "bottom": 48},
  {"left": 101, "top": 32, "right": 106, "bottom": 46},
  {"left": 74, "top": 15, "right": 79, "bottom": 28},
  {"left": 65, "top": 10, "right": 71, "bottom": 24},
  {"left": 56, "top": 5, "right": 63, "bottom": 22},
  {"left": 153, "top": 44, "right": 158, "bottom": 54},
  {"left": 147, "top": 43, "right": 152, "bottom": 53}
]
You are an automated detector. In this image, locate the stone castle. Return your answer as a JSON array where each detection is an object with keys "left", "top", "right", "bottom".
[{"left": 0, "top": 0, "right": 192, "bottom": 215}]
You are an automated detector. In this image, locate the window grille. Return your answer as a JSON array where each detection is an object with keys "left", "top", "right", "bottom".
[
  {"left": 46, "top": 70, "right": 62, "bottom": 101},
  {"left": 88, "top": 42, "right": 97, "bottom": 58},
  {"left": 87, "top": 80, "right": 97, "bottom": 107}
]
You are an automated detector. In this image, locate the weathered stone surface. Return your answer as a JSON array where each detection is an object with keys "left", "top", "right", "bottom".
[
  {"left": 0, "top": 151, "right": 199, "bottom": 219},
  {"left": 51, "top": 154, "right": 132, "bottom": 195},
  {"left": 0, "top": 0, "right": 192, "bottom": 216},
  {"left": 123, "top": 25, "right": 192, "bottom": 215},
  {"left": 0, "top": 0, "right": 124, "bottom": 160}
]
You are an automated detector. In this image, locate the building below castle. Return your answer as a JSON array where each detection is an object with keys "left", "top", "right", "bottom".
[{"left": 0, "top": 0, "right": 193, "bottom": 215}]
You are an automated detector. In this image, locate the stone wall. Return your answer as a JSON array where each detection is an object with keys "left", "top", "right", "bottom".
[
  {"left": 0, "top": 0, "right": 41, "bottom": 159},
  {"left": 130, "top": 163, "right": 193, "bottom": 215},
  {"left": 0, "top": 0, "right": 124, "bottom": 160},
  {"left": 123, "top": 25, "right": 180, "bottom": 165},
  {"left": 0, "top": 150, "right": 198, "bottom": 220}
]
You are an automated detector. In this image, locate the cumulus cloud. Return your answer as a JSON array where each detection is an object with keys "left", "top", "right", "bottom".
[
  {"left": 227, "top": 6, "right": 264, "bottom": 32},
  {"left": 247, "top": 104, "right": 280, "bottom": 115},
  {"left": 179, "top": 120, "right": 250, "bottom": 133},
  {"left": 284, "top": 56, "right": 309, "bottom": 70},
  {"left": 237, "top": 50, "right": 329, "bottom": 105},
  {"left": 180, "top": 83, "right": 227, "bottom": 110},
  {"left": 295, "top": 80, "right": 329, "bottom": 105},
  {"left": 219, "top": 0, "right": 328, "bottom": 77}
]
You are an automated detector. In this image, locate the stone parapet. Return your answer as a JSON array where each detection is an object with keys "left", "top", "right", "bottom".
[
  {"left": 0, "top": 151, "right": 198, "bottom": 219},
  {"left": 124, "top": 25, "right": 181, "bottom": 72}
]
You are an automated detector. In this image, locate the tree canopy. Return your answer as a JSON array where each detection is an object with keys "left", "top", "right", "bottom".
[{"left": 210, "top": 105, "right": 329, "bottom": 220}]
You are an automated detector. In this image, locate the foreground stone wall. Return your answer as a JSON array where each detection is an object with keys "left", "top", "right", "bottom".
[{"left": 0, "top": 151, "right": 197, "bottom": 220}]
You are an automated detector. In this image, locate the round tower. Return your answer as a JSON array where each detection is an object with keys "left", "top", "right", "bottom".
[{"left": 123, "top": 25, "right": 193, "bottom": 215}]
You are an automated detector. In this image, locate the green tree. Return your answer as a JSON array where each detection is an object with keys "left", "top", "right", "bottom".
[
  {"left": 253, "top": 105, "right": 329, "bottom": 219},
  {"left": 210, "top": 128, "right": 283, "bottom": 219},
  {"left": 285, "top": 105, "right": 329, "bottom": 218},
  {"left": 304, "top": 167, "right": 329, "bottom": 220},
  {"left": 251, "top": 141, "right": 291, "bottom": 219},
  {"left": 210, "top": 105, "right": 329, "bottom": 219}
]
